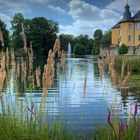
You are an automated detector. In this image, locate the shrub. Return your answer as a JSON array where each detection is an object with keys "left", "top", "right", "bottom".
[
  {"left": 92, "top": 47, "right": 100, "bottom": 55},
  {"left": 118, "top": 44, "right": 128, "bottom": 55},
  {"left": 73, "top": 43, "right": 86, "bottom": 55}
]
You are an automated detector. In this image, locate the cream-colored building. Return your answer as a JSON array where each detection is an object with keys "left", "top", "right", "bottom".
[{"left": 112, "top": 4, "right": 140, "bottom": 48}]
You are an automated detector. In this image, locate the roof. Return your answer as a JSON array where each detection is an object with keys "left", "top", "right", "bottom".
[
  {"left": 133, "top": 10, "right": 140, "bottom": 22},
  {"left": 111, "top": 22, "right": 120, "bottom": 29},
  {"left": 112, "top": 5, "right": 140, "bottom": 29}
]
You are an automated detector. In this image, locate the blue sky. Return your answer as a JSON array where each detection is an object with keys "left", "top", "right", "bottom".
[{"left": 0, "top": 0, "right": 139, "bottom": 36}]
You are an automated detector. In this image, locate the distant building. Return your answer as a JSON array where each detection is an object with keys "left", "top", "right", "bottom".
[{"left": 111, "top": 3, "right": 140, "bottom": 48}]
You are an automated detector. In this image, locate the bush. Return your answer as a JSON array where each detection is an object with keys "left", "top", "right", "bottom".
[
  {"left": 118, "top": 44, "right": 128, "bottom": 55},
  {"left": 115, "top": 56, "right": 140, "bottom": 74},
  {"left": 92, "top": 47, "right": 100, "bottom": 55},
  {"left": 73, "top": 44, "right": 86, "bottom": 55}
]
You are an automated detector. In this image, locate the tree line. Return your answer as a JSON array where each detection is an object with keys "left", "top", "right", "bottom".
[{"left": 0, "top": 12, "right": 111, "bottom": 56}]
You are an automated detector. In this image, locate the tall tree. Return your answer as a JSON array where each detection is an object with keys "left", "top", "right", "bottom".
[
  {"left": 11, "top": 13, "right": 24, "bottom": 48},
  {"left": 0, "top": 19, "right": 9, "bottom": 49},
  {"left": 30, "top": 17, "right": 59, "bottom": 56},
  {"left": 60, "top": 34, "right": 74, "bottom": 52},
  {"left": 101, "top": 30, "right": 111, "bottom": 48},
  {"left": 92, "top": 29, "right": 103, "bottom": 55}
]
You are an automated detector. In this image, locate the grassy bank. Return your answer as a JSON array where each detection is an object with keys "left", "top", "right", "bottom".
[
  {"left": 114, "top": 55, "right": 140, "bottom": 90},
  {"left": 115, "top": 55, "right": 140, "bottom": 74},
  {"left": 0, "top": 113, "right": 75, "bottom": 140}
]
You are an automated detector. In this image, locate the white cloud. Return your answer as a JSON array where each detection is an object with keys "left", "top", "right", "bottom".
[
  {"left": 48, "top": 5, "right": 66, "bottom": 14},
  {"left": 0, "top": 13, "right": 12, "bottom": 29},
  {"left": 106, "top": 0, "right": 140, "bottom": 14},
  {"left": 60, "top": 0, "right": 121, "bottom": 36}
]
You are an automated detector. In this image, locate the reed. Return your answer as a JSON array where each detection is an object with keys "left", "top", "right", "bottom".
[
  {"left": 60, "top": 50, "right": 66, "bottom": 70},
  {"left": 0, "top": 54, "right": 6, "bottom": 97},
  {"left": 21, "top": 23, "right": 27, "bottom": 53},
  {"left": 121, "top": 59, "right": 127, "bottom": 78},
  {"left": 0, "top": 27, "right": 4, "bottom": 47},
  {"left": 121, "top": 70, "right": 131, "bottom": 87},
  {"left": 36, "top": 66, "right": 41, "bottom": 87},
  {"left": 84, "top": 77, "right": 87, "bottom": 97},
  {"left": 21, "top": 57, "right": 27, "bottom": 83},
  {"left": 28, "top": 41, "right": 33, "bottom": 76}
]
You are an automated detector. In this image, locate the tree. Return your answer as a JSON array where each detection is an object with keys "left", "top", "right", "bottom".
[
  {"left": 0, "top": 19, "right": 9, "bottom": 49},
  {"left": 92, "top": 29, "right": 103, "bottom": 55},
  {"left": 73, "top": 43, "right": 86, "bottom": 55},
  {"left": 118, "top": 44, "right": 128, "bottom": 55},
  {"left": 73, "top": 34, "right": 93, "bottom": 54},
  {"left": 30, "top": 17, "right": 59, "bottom": 56},
  {"left": 101, "top": 30, "right": 111, "bottom": 48},
  {"left": 11, "top": 13, "right": 24, "bottom": 49},
  {"left": 60, "top": 34, "right": 74, "bottom": 52}
]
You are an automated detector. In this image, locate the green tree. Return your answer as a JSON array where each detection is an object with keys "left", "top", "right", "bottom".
[
  {"left": 30, "top": 17, "right": 59, "bottom": 56},
  {"left": 73, "top": 43, "right": 86, "bottom": 55},
  {"left": 0, "top": 19, "right": 9, "bottom": 49},
  {"left": 92, "top": 29, "right": 103, "bottom": 55},
  {"left": 60, "top": 34, "right": 74, "bottom": 52},
  {"left": 74, "top": 35, "right": 93, "bottom": 54},
  {"left": 11, "top": 13, "right": 24, "bottom": 48},
  {"left": 118, "top": 44, "right": 128, "bottom": 55},
  {"left": 101, "top": 30, "right": 111, "bottom": 48}
]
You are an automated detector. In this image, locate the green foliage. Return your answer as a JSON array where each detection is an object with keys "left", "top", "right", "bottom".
[
  {"left": 118, "top": 44, "right": 128, "bottom": 55},
  {"left": 101, "top": 30, "right": 111, "bottom": 48},
  {"left": 11, "top": 13, "right": 59, "bottom": 56},
  {"left": 92, "top": 47, "right": 99, "bottom": 55},
  {"left": 93, "top": 29, "right": 103, "bottom": 55},
  {"left": 0, "top": 19, "right": 9, "bottom": 49},
  {"left": 60, "top": 34, "right": 93, "bottom": 54},
  {"left": 74, "top": 43, "right": 86, "bottom": 55},
  {"left": 115, "top": 56, "right": 140, "bottom": 74},
  {"left": 60, "top": 34, "right": 74, "bottom": 52},
  {"left": 11, "top": 13, "right": 24, "bottom": 49}
]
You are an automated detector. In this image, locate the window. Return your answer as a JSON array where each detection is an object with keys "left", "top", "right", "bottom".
[
  {"left": 128, "top": 24, "right": 132, "bottom": 30},
  {"left": 138, "top": 35, "right": 140, "bottom": 41},
  {"left": 136, "top": 22, "right": 140, "bottom": 30},
  {"left": 128, "top": 35, "right": 131, "bottom": 41}
]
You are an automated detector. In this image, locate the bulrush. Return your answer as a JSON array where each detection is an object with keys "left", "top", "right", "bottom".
[
  {"left": 21, "top": 58, "right": 26, "bottom": 83},
  {"left": 60, "top": 51, "right": 66, "bottom": 70},
  {"left": 16, "top": 59, "right": 20, "bottom": 79},
  {"left": 121, "top": 70, "right": 131, "bottom": 87},
  {"left": 11, "top": 49, "right": 16, "bottom": 71},
  {"left": 84, "top": 77, "right": 87, "bottom": 97},
  {"left": 36, "top": 66, "right": 41, "bottom": 87},
  {"left": 0, "top": 54, "right": 6, "bottom": 97},
  {"left": 0, "top": 27, "right": 4, "bottom": 47},
  {"left": 121, "top": 59, "right": 127, "bottom": 78},
  {"left": 21, "top": 23, "right": 27, "bottom": 53},
  {"left": 42, "top": 37, "right": 62, "bottom": 103},
  {"left": 6, "top": 48, "right": 9, "bottom": 70},
  {"left": 28, "top": 41, "right": 33, "bottom": 76}
]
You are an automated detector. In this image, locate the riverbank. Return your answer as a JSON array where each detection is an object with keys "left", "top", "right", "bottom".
[{"left": 114, "top": 55, "right": 140, "bottom": 91}]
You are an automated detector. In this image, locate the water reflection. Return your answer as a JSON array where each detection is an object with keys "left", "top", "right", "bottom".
[{"left": 1, "top": 55, "right": 140, "bottom": 134}]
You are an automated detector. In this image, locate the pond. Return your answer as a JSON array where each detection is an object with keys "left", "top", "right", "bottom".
[{"left": 0, "top": 55, "right": 139, "bottom": 135}]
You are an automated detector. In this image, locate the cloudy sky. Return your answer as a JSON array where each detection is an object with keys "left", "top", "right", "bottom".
[{"left": 0, "top": 0, "right": 139, "bottom": 36}]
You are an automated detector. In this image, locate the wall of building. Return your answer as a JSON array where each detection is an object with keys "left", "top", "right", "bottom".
[
  {"left": 111, "top": 28, "right": 120, "bottom": 46},
  {"left": 135, "top": 22, "right": 140, "bottom": 46},
  {"left": 120, "top": 22, "right": 135, "bottom": 47}
]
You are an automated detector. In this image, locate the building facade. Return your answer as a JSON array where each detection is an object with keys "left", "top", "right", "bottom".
[{"left": 112, "top": 4, "right": 140, "bottom": 48}]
